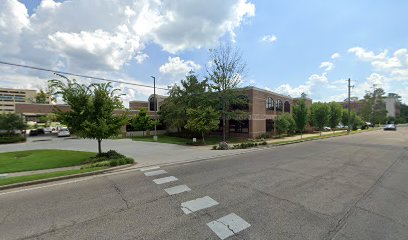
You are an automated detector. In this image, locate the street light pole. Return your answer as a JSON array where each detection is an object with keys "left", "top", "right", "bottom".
[{"left": 150, "top": 76, "right": 157, "bottom": 141}]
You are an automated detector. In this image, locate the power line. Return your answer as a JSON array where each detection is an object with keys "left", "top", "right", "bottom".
[{"left": 0, "top": 60, "right": 169, "bottom": 90}]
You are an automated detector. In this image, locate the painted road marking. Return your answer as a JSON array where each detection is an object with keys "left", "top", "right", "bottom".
[
  {"left": 164, "top": 185, "right": 191, "bottom": 195},
  {"left": 153, "top": 176, "right": 178, "bottom": 184},
  {"left": 181, "top": 196, "right": 218, "bottom": 214},
  {"left": 144, "top": 170, "right": 167, "bottom": 177},
  {"left": 207, "top": 213, "right": 251, "bottom": 239},
  {"left": 140, "top": 166, "right": 160, "bottom": 172}
]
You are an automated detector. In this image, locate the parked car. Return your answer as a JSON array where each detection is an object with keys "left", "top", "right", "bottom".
[
  {"left": 323, "top": 126, "right": 332, "bottom": 131},
  {"left": 383, "top": 124, "right": 397, "bottom": 131},
  {"left": 29, "top": 129, "right": 38, "bottom": 136},
  {"left": 57, "top": 128, "right": 70, "bottom": 137},
  {"left": 44, "top": 127, "right": 52, "bottom": 134}
]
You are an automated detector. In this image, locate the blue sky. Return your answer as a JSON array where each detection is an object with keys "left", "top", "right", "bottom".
[{"left": 1, "top": 0, "right": 407, "bottom": 104}]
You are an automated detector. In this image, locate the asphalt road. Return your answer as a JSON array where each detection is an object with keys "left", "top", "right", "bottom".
[{"left": 1, "top": 128, "right": 407, "bottom": 239}]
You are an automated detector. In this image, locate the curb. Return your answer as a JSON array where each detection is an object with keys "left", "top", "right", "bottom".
[
  {"left": 0, "top": 129, "right": 380, "bottom": 191},
  {"left": 0, "top": 164, "right": 133, "bottom": 191}
]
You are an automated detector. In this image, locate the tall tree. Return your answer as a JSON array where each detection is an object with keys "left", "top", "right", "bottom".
[
  {"left": 49, "top": 75, "right": 127, "bottom": 154},
  {"left": 131, "top": 108, "right": 154, "bottom": 137},
  {"left": 292, "top": 99, "right": 308, "bottom": 138},
  {"left": 310, "top": 102, "right": 330, "bottom": 136},
  {"left": 360, "top": 87, "right": 387, "bottom": 125},
  {"left": 207, "top": 44, "right": 247, "bottom": 142},
  {"left": 328, "top": 102, "right": 343, "bottom": 132},
  {"left": 159, "top": 72, "right": 210, "bottom": 132},
  {"left": 185, "top": 106, "right": 220, "bottom": 144}
]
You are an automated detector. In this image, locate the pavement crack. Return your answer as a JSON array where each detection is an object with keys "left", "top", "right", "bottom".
[{"left": 104, "top": 177, "right": 130, "bottom": 209}]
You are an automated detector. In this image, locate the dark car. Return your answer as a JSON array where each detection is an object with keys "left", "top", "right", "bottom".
[
  {"left": 29, "top": 129, "right": 38, "bottom": 136},
  {"left": 384, "top": 124, "right": 397, "bottom": 131}
]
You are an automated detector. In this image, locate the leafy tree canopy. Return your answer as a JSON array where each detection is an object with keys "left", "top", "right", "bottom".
[{"left": 49, "top": 75, "right": 127, "bottom": 153}]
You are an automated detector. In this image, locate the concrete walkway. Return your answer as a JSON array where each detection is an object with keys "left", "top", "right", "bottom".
[{"left": 3, "top": 166, "right": 82, "bottom": 178}]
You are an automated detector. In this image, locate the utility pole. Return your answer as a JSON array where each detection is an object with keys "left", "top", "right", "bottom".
[
  {"left": 150, "top": 76, "right": 157, "bottom": 141},
  {"left": 347, "top": 78, "right": 354, "bottom": 134}
]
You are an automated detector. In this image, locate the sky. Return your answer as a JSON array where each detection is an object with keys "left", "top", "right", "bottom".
[{"left": 0, "top": 0, "right": 407, "bottom": 106}]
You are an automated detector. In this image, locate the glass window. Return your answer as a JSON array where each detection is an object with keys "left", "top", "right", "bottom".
[
  {"left": 284, "top": 101, "right": 291, "bottom": 113},
  {"left": 266, "top": 97, "right": 274, "bottom": 110},
  {"left": 276, "top": 99, "right": 283, "bottom": 111}
]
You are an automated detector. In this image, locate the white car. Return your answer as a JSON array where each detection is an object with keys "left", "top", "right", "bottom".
[{"left": 57, "top": 128, "right": 70, "bottom": 137}]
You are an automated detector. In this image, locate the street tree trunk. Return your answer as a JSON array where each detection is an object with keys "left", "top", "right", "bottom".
[
  {"left": 202, "top": 132, "right": 205, "bottom": 145},
  {"left": 97, "top": 139, "right": 102, "bottom": 154}
]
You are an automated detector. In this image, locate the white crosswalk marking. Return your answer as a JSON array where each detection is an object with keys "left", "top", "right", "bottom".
[
  {"left": 144, "top": 170, "right": 167, "bottom": 177},
  {"left": 207, "top": 213, "right": 251, "bottom": 239},
  {"left": 153, "top": 176, "right": 178, "bottom": 184},
  {"left": 164, "top": 185, "right": 191, "bottom": 195},
  {"left": 181, "top": 196, "right": 218, "bottom": 214},
  {"left": 140, "top": 166, "right": 160, "bottom": 172}
]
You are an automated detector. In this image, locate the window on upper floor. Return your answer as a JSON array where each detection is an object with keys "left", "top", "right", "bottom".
[
  {"left": 284, "top": 101, "right": 291, "bottom": 113},
  {"left": 266, "top": 97, "right": 274, "bottom": 110},
  {"left": 276, "top": 99, "right": 283, "bottom": 112}
]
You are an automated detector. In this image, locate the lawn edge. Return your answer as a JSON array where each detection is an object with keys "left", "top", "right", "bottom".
[{"left": 0, "top": 164, "right": 133, "bottom": 191}]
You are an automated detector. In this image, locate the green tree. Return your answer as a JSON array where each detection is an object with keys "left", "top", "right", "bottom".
[
  {"left": 131, "top": 108, "right": 154, "bottom": 137},
  {"left": 207, "top": 44, "right": 248, "bottom": 142},
  {"left": 35, "top": 90, "right": 49, "bottom": 104},
  {"left": 159, "top": 72, "right": 210, "bottom": 132},
  {"left": 185, "top": 106, "right": 220, "bottom": 144},
  {"left": 328, "top": 102, "right": 343, "bottom": 132},
  {"left": 310, "top": 102, "right": 330, "bottom": 136},
  {"left": 360, "top": 87, "right": 387, "bottom": 125},
  {"left": 281, "top": 113, "right": 296, "bottom": 135},
  {"left": 275, "top": 115, "right": 289, "bottom": 137},
  {"left": 292, "top": 99, "right": 309, "bottom": 138},
  {"left": 49, "top": 76, "right": 127, "bottom": 154},
  {"left": 0, "top": 114, "right": 26, "bottom": 133}
]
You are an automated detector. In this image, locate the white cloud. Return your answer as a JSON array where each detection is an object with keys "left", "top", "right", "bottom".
[
  {"left": 331, "top": 53, "right": 341, "bottom": 59},
  {"left": 0, "top": 0, "right": 29, "bottom": 55},
  {"left": 135, "top": 53, "right": 149, "bottom": 64},
  {"left": 348, "top": 47, "right": 388, "bottom": 62},
  {"left": 159, "top": 57, "right": 201, "bottom": 82},
  {"left": 319, "top": 61, "right": 334, "bottom": 71},
  {"left": 0, "top": 0, "right": 255, "bottom": 72},
  {"left": 150, "top": 0, "right": 255, "bottom": 53},
  {"left": 261, "top": 35, "right": 277, "bottom": 43}
]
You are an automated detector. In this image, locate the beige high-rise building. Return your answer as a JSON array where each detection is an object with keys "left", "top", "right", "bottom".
[{"left": 0, "top": 88, "right": 37, "bottom": 113}]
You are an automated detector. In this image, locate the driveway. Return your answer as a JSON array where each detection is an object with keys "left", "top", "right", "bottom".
[{"left": 0, "top": 136, "right": 254, "bottom": 167}]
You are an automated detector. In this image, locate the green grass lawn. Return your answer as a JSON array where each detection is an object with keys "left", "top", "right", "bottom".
[
  {"left": 0, "top": 167, "right": 107, "bottom": 186},
  {"left": 0, "top": 150, "right": 96, "bottom": 174},
  {"left": 131, "top": 135, "right": 243, "bottom": 146}
]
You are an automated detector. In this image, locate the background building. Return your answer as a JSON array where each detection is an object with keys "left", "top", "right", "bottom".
[
  {"left": 0, "top": 88, "right": 37, "bottom": 113},
  {"left": 384, "top": 93, "right": 401, "bottom": 118}
]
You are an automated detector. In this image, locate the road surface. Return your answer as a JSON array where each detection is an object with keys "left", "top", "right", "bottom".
[{"left": 1, "top": 128, "right": 407, "bottom": 239}]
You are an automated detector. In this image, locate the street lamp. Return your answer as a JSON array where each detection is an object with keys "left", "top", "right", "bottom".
[{"left": 150, "top": 76, "right": 157, "bottom": 141}]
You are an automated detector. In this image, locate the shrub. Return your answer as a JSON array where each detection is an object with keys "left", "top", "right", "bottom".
[
  {"left": 260, "top": 141, "right": 267, "bottom": 146},
  {"left": 0, "top": 135, "right": 26, "bottom": 144},
  {"left": 212, "top": 145, "right": 217, "bottom": 150}
]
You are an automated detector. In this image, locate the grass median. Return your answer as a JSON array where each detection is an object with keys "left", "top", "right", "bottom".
[
  {"left": 0, "top": 150, "right": 95, "bottom": 174},
  {"left": 0, "top": 167, "right": 107, "bottom": 186}
]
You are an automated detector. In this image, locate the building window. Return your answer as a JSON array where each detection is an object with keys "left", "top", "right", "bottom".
[
  {"left": 276, "top": 99, "right": 283, "bottom": 112},
  {"left": 229, "top": 120, "right": 249, "bottom": 133},
  {"left": 266, "top": 97, "right": 274, "bottom": 110},
  {"left": 284, "top": 101, "right": 290, "bottom": 113},
  {"left": 266, "top": 119, "right": 274, "bottom": 132}
]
